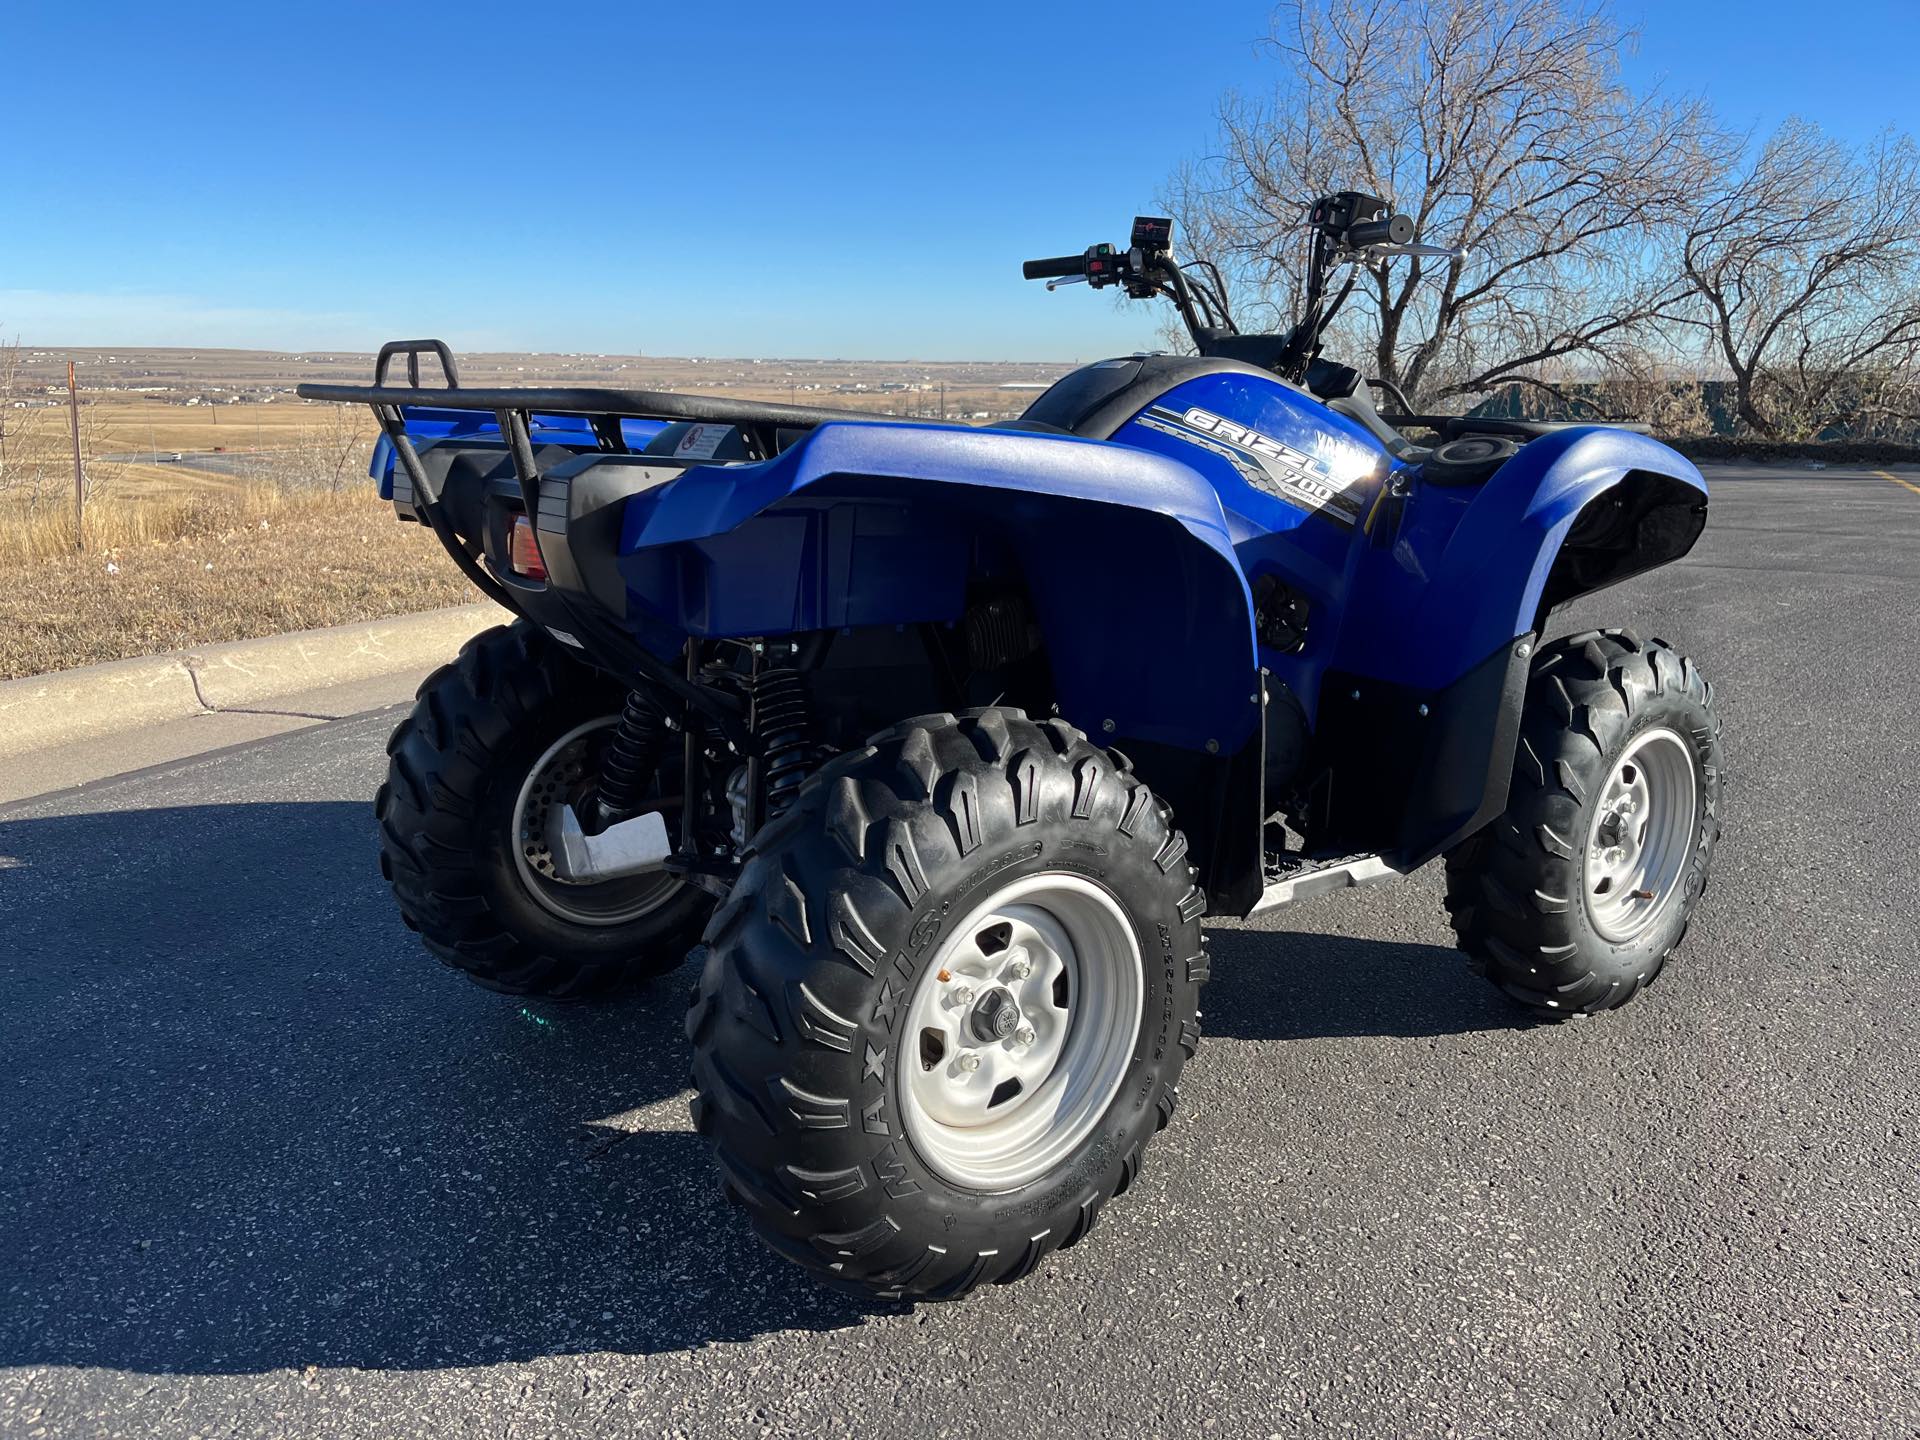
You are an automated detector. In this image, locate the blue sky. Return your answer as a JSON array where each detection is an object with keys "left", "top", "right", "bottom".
[{"left": 2, "top": 1, "right": 1914, "bottom": 360}]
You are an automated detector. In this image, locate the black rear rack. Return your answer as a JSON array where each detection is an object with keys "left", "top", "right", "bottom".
[
  {"left": 295, "top": 379, "right": 935, "bottom": 432},
  {"left": 296, "top": 338, "right": 934, "bottom": 439},
  {"left": 295, "top": 340, "right": 934, "bottom": 709},
  {"left": 299, "top": 336, "right": 935, "bottom": 583},
  {"left": 296, "top": 338, "right": 936, "bottom": 531}
]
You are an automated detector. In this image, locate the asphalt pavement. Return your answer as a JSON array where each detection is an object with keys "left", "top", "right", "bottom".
[
  {"left": 100, "top": 449, "right": 293, "bottom": 479},
  {"left": 2, "top": 464, "right": 1916, "bottom": 1438}
]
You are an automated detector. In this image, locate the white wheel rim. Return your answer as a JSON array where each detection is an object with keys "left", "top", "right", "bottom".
[
  {"left": 509, "top": 717, "right": 683, "bottom": 927},
  {"left": 1582, "top": 726, "right": 1699, "bottom": 943},
  {"left": 899, "top": 872, "right": 1143, "bottom": 1192}
]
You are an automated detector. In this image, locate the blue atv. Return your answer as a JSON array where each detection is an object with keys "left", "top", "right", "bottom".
[{"left": 302, "top": 196, "right": 1723, "bottom": 1301}]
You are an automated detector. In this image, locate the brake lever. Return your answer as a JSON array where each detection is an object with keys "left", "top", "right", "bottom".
[
  {"left": 1398, "top": 241, "right": 1470, "bottom": 259},
  {"left": 1355, "top": 241, "right": 1471, "bottom": 261},
  {"left": 1046, "top": 275, "right": 1089, "bottom": 291},
  {"left": 1327, "top": 237, "right": 1471, "bottom": 265}
]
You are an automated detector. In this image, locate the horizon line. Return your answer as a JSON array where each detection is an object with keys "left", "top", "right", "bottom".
[{"left": 9, "top": 343, "right": 1091, "bottom": 367}]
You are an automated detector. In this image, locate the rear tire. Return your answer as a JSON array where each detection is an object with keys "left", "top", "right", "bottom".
[
  {"left": 686, "top": 708, "right": 1208, "bottom": 1300},
  {"left": 1444, "top": 630, "right": 1723, "bottom": 1019},
  {"left": 375, "top": 621, "right": 713, "bottom": 997}
]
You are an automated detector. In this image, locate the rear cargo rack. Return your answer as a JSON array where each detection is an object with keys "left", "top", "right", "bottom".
[
  {"left": 297, "top": 378, "right": 935, "bottom": 434},
  {"left": 297, "top": 338, "right": 934, "bottom": 474},
  {"left": 296, "top": 339, "right": 934, "bottom": 709},
  {"left": 298, "top": 338, "right": 935, "bottom": 555}
]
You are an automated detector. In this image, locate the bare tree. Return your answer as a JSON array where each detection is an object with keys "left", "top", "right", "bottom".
[
  {"left": 268, "top": 402, "right": 373, "bottom": 493},
  {"left": 1677, "top": 121, "right": 1920, "bottom": 438},
  {"left": 0, "top": 336, "right": 120, "bottom": 517},
  {"left": 1168, "top": 0, "right": 1720, "bottom": 408},
  {"left": 1588, "top": 358, "right": 1715, "bottom": 440},
  {"left": 314, "top": 401, "right": 372, "bottom": 492},
  {"left": 0, "top": 335, "right": 34, "bottom": 496},
  {"left": 0, "top": 335, "right": 62, "bottom": 505}
]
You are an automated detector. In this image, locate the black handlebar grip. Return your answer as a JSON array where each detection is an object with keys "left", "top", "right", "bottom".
[
  {"left": 1023, "top": 254, "right": 1087, "bottom": 280},
  {"left": 1346, "top": 214, "right": 1415, "bottom": 248}
]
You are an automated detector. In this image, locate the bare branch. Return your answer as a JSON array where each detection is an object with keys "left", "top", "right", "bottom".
[
  {"left": 1677, "top": 120, "right": 1920, "bottom": 437},
  {"left": 1166, "top": 0, "right": 1721, "bottom": 408}
]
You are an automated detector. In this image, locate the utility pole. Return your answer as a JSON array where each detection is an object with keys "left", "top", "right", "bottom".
[{"left": 67, "top": 362, "right": 84, "bottom": 552}]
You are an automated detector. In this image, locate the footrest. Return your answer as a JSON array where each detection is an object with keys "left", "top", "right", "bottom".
[{"left": 1251, "top": 851, "right": 1404, "bottom": 914}]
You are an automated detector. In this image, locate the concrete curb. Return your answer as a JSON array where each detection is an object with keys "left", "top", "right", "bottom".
[{"left": 0, "top": 602, "right": 504, "bottom": 761}]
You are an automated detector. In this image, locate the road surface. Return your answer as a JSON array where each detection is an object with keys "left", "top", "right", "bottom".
[
  {"left": 2, "top": 465, "right": 1916, "bottom": 1438},
  {"left": 100, "top": 448, "right": 288, "bottom": 480}
]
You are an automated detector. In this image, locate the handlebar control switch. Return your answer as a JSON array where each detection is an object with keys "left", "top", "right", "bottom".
[
  {"left": 1310, "top": 190, "right": 1388, "bottom": 235},
  {"left": 1083, "top": 243, "right": 1120, "bottom": 286}
]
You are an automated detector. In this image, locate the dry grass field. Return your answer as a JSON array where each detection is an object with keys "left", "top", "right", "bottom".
[
  {"left": 1, "top": 389, "right": 449, "bottom": 679},
  {"left": 0, "top": 486, "right": 468, "bottom": 681}
]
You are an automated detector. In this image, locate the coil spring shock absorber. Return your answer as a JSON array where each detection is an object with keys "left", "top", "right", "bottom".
[
  {"left": 752, "top": 667, "right": 814, "bottom": 819},
  {"left": 589, "top": 686, "right": 668, "bottom": 831}
]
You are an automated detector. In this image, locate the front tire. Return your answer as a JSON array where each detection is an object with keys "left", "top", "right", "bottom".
[
  {"left": 375, "top": 622, "right": 714, "bottom": 997},
  {"left": 1444, "top": 630, "right": 1723, "bottom": 1018},
  {"left": 686, "top": 708, "right": 1208, "bottom": 1300}
]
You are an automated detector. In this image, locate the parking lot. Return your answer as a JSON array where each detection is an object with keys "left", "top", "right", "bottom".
[{"left": 3, "top": 464, "right": 1916, "bottom": 1438}]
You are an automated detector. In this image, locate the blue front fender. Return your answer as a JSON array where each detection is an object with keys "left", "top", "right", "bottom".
[
  {"left": 617, "top": 422, "right": 1261, "bottom": 752},
  {"left": 1342, "top": 428, "right": 1708, "bottom": 691}
]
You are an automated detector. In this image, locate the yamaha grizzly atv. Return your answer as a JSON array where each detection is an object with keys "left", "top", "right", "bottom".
[{"left": 300, "top": 196, "right": 1722, "bottom": 1301}]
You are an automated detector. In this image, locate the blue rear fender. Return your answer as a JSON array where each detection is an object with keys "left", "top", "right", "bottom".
[
  {"left": 1339, "top": 427, "right": 1709, "bottom": 692},
  {"left": 616, "top": 422, "right": 1261, "bottom": 754}
]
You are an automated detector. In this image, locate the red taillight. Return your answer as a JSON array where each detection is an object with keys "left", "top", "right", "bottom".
[{"left": 509, "top": 514, "right": 548, "bottom": 580}]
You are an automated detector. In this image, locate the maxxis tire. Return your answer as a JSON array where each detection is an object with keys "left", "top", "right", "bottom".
[
  {"left": 374, "top": 621, "right": 713, "bottom": 997},
  {"left": 1444, "top": 629, "right": 1723, "bottom": 1019},
  {"left": 686, "top": 708, "right": 1208, "bottom": 1301}
]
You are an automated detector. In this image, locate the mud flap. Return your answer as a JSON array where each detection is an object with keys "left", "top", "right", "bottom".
[{"left": 1314, "top": 633, "right": 1535, "bottom": 864}]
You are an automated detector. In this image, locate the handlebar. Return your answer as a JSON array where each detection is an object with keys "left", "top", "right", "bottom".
[
  {"left": 1020, "top": 232, "right": 1220, "bottom": 348},
  {"left": 1345, "top": 214, "right": 1414, "bottom": 249},
  {"left": 1022, "top": 254, "right": 1088, "bottom": 280},
  {"left": 1020, "top": 196, "right": 1455, "bottom": 389}
]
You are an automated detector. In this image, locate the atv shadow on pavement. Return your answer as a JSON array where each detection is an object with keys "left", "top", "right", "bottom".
[
  {"left": 0, "top": 801, "right": 1523, "bottom": 1376},
  {"left": 0, "top": 801, "right": 893, "bottom": 1376},
  {"left": 1201, "top": 918, "right": 1538, "bottom": 1042}
]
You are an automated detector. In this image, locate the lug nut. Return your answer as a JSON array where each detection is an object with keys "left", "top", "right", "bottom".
[
  {"left": 1013, "top": 1023, "right": 1036, "bottom": 1046},
  {"left": 950, "top": 984, "right": 975, "bottom": 1007},
  {"left": 956, "top": 1051, "right": 982, "bottom": 1073},
  {"left": 1007, "top": 948, "right": 1032, "bottom": 980}
]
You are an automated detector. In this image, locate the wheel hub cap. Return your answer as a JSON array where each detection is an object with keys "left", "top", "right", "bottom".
[
  {"left": 1582, "top": 726, "right": 1699, "bottom": 943},
  {"left": 508, "top": 717, "right": 683, "bottom": 927},
  {"left": 969, "top": 987, "right": 1022, "bottom": 1042},
  {"left": 900, "top": 872, "right": 1143, "bottom": 1192}
]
